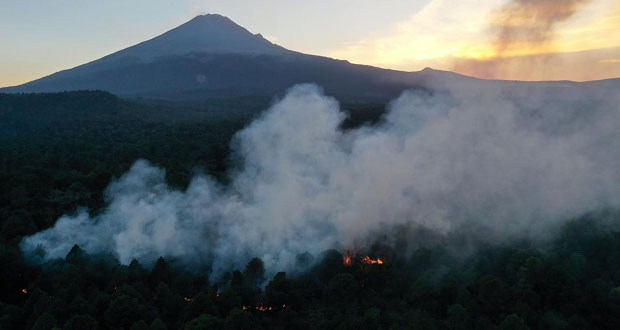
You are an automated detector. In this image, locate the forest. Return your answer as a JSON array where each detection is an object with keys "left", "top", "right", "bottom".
[{"left": 2, "top": 91, "right": 620, "bottom": 329}]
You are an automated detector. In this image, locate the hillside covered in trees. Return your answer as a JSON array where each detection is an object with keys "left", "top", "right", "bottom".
[
  {"left": 2, "top": 92, "right": 620, "bottom": 329},
  {"left": 4, "top": 213, "right": 620, "bottom": 330}
]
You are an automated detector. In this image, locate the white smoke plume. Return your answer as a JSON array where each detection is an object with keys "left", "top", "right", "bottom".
[{"left": 21, "top": 83, "right": 620, "bottom": 275}]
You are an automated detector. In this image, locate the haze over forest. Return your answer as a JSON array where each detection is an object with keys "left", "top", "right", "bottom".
[{"left": 1, "top": 1, "right": 620, "bottom": 330}]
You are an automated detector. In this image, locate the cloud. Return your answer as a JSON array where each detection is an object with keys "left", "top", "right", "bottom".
[{"left": 21, "top": 83, "right": 620, "bottom": 277}]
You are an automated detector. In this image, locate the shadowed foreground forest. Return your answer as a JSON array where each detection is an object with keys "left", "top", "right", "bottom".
[{"left": 2, "top": 92, "right": 620, "bottom": 329}]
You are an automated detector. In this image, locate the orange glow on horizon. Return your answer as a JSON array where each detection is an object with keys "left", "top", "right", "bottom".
[{"left": 329, "top": 0, "right": 620, "bottom": 81}]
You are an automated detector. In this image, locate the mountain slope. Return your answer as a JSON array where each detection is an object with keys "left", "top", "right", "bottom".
[
  {"left": 112, "top": 14, "right": 289, "bottom": 59},
  {"left": 0, "top": 14, "right": 457, "bottom": 100},
  {"left": 2, "top": 14, "right": 619, "bottom": 101}
]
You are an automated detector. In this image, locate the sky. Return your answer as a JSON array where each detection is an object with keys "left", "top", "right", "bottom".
[{"left": 1, "top": 0, "right": 619, "bottom": 87}]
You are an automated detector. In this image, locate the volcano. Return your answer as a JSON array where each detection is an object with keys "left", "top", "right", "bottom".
[
  {"left": 0, "top": 14, "right": 478, "bottom": 101},
  {"left": 2, "top": 14, "right": 619, "bottom": 101}
]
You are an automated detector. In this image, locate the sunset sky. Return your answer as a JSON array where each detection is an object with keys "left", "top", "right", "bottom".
[{"left": 1, "top": 0, "right": 619, "bottom": 87}]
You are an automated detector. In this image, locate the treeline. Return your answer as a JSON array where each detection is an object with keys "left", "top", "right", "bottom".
[
  {"left": 0, "top": 90, "right": 386, "bottom": 329},
  {"left": 0, "top": 91, "right": 383, "bottom": 244},
  {"left": 3, "top": 91, "right": 620, "bottom": 329},
  {"left": 2, "top": 214, "right": 620, "bottom": 329}
]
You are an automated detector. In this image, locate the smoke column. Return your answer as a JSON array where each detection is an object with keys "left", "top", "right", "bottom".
[
  {"left": 491, "top": 0, "right": 590, "bottom": 56},
  {"left": 454, "top": 0, "right": 591, "bottom": 79},
  {"left": 21, "top": 83, "right": 620, "bottom": 276}
]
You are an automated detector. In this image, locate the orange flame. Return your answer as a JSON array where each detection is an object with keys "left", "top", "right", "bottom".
[
  {"left": 21, "top": 289, "right": 28, "bottom": 294},
  {"left": 343, "top": 255, "right": 353, "bottom": 266},
  {"left": 362, "top": 256, "right": 384, "bottom": 265},
  {"left": 344, "top": 252, "right": 384, "bottom": 266}
]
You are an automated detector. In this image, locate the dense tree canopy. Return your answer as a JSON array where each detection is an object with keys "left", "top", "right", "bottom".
[{"left": 1, "top": 92, "right": 620, "bottom": 329}]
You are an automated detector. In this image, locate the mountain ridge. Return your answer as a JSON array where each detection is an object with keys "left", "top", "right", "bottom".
[
  {"left": 106, "top": 14, "right": 290, "bottom": 60},
  {"left": 2, "top": 14, "right": 619, "bottom": 101}
]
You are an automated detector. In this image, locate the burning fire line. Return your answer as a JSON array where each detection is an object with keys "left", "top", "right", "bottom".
[
  {"left": 343, "top": 253, "right": 384, "bottom": 266},
  {"left": 362, "top": 256, "right": 384, "bottom": 265}
]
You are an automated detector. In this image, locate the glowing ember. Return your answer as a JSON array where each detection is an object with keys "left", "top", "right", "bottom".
[
  {"left": 243, "top": 304, "right": 278, "bottom": 312},
  {"left": 362, "top": 256, "right": 384, "bottom": 265},
  {"left": 21, "top": 289, "right": 28, "bottom": 294},
  {"left": 184, "top": 297, "right": 193, "bottom": 302}
]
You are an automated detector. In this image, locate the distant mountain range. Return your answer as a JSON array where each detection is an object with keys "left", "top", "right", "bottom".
[{"left": 2, "top": 14, "right": 619, "bottom": 101}]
